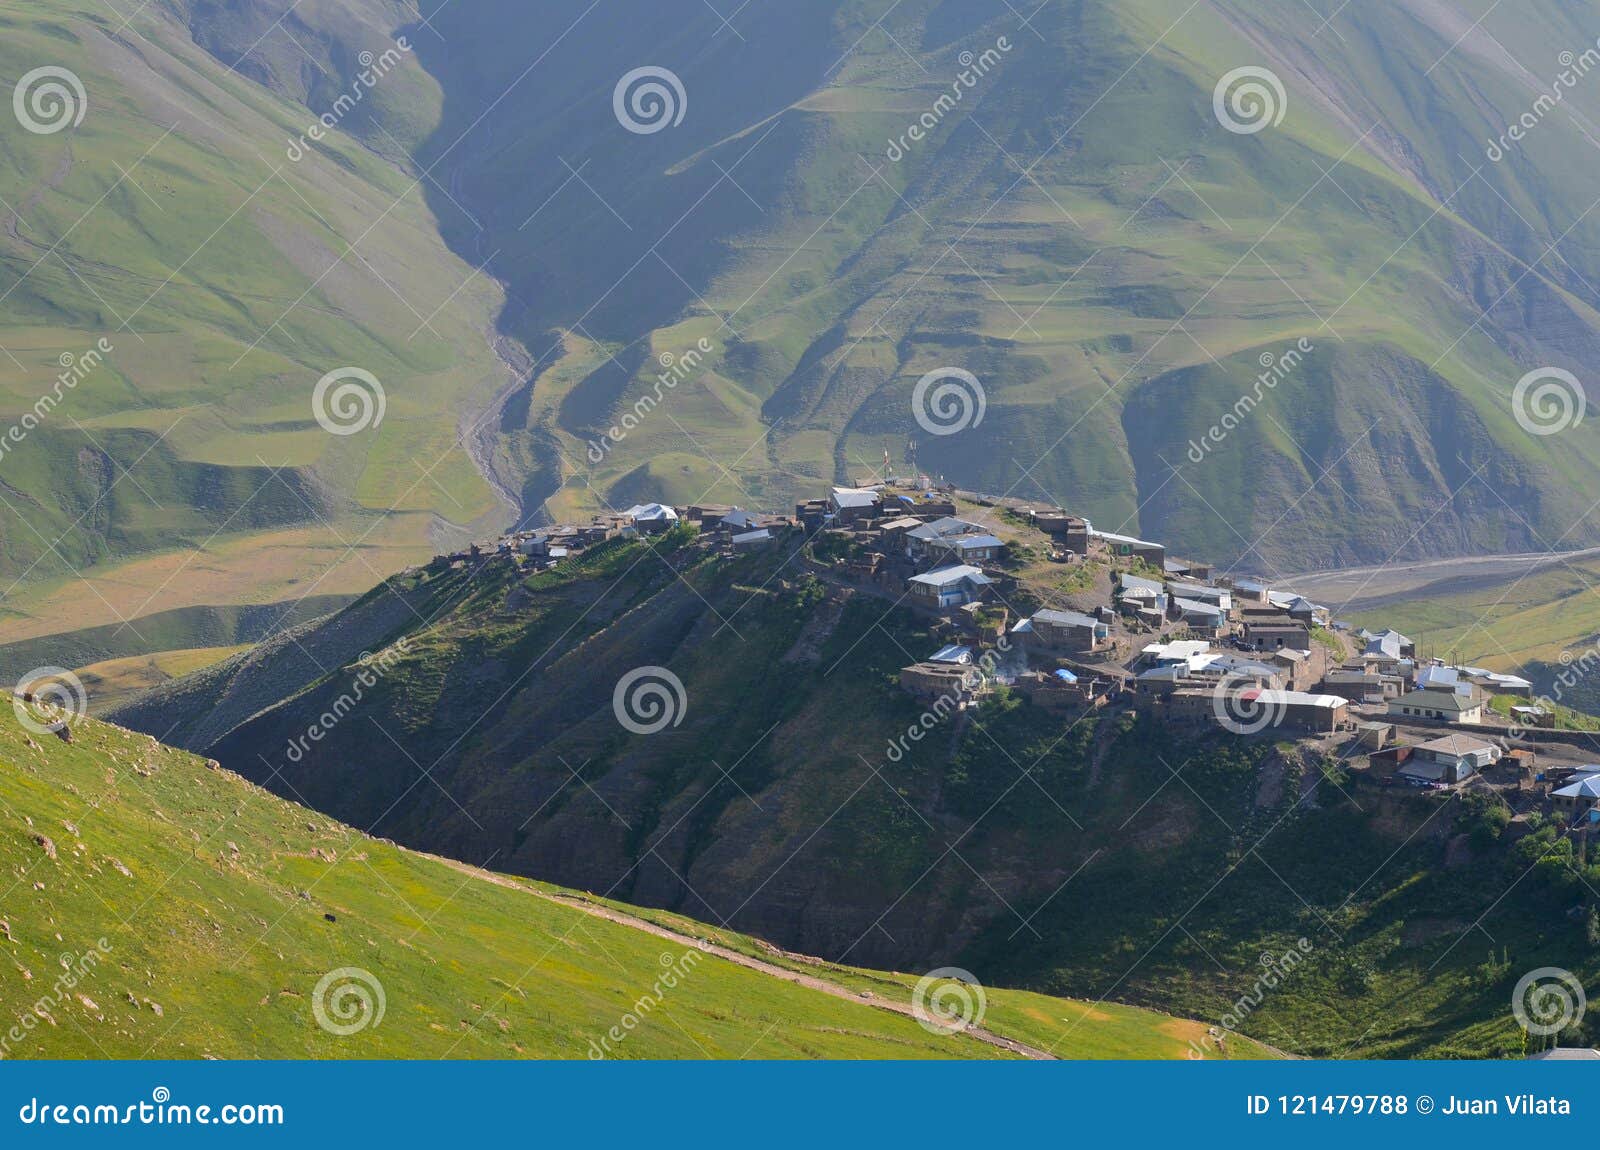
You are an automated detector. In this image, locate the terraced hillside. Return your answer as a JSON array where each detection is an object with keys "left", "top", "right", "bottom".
[
  {"left": 395, "top": 0, "right": 1600, "bottom": 572},
  {"left": 0, "top": 1, "right": 509, "bottom": 656},
  {"left": 12, "top": 0, "right": 1600, "bottom": 675},
  {"left": 113, "top": 531, "right": 1600, "bottom": 1058},
  {"left": 0, "top": 704, "right": 1277, "bottom": 1059}
]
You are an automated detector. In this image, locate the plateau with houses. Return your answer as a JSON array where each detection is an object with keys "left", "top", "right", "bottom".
[{"left": 424, "top": 474, "right": 1600, "bottom": 832}]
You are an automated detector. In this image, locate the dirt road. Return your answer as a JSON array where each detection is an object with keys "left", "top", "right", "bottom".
[
  {"left": 1283, "top": 546, "right": 1600, "bottom": 611},
  {"left": 423, "top": 852, "right": 1055, "bottom": 1059}
]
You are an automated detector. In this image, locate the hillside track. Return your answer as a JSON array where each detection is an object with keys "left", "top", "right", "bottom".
[
  {"left": 1282, "top": 546, "right": 1600, "bottom": 611},
  {"left": 421, "top": 851, "right": 1057, "bottom": 1060}
]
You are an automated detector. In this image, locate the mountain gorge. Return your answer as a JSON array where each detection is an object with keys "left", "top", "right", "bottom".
[
  {"left": 7, "top": 0, "right": 1600, "bottom": 1064},
  {"left": 328, "top": 0, "right": 1600, "bottom": 574},
  {"left": 8, "top": 0, "right": 1600, "bottom": 663}
]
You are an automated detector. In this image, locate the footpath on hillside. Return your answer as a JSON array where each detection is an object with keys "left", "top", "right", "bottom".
[{"left": 420, "top": 851, "right": 1055, "bottom": 1059}]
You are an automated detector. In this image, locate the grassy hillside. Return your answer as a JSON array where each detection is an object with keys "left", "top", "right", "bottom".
[
  {"left": 0, "top": 2, "right": 509, "bottom": 651},
  {"left": 0, "top": 706, "right": 1271, "bottom": 1059},
  {"left": 391, "top": 0, "right": 1600, "bottom": 571},
  {"left": 11, "top": 0, "right": 1600, "bottom": 669},
  {"left": 112, "top": 531, "right": 1600, "bottom": 1058},
  {"left": 1334, "top": 553, "right": 1600, "bottom": 720}
]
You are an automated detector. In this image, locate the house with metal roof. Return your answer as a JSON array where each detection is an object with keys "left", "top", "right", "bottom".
[
  {"left": 1388, "top": 686, "right": 1485, "bottom": 725},
  {"left": 1236, "top": 689, "right": 1349, "bottom": 732},
  {"left": 1398, "top": 733, "right": 1502, "bottom": 784},
  {"left": 730, "top": 528, "right": 774, "bottom": 549},
  {"left": 1553, "top": 774, "right": 1600, "bottom": 813},
  {"left": 1014, "top": 608, "right": 1110, "bottom": 653},
  {"left": 1364, "top": 629, "right": 1415, "bottom": 662},
  {"left": 1118, "top": 572, "right": 1165, "bottom": 598},
  {"left": 1169, "top": 582, "right": 1233, "bottom": 612},
  {"left": 1092, "top": 529, "right": 1165, "bottom": 567},
  {"left": 1459, "top": 666, "right": 1535, "bottom": 696},
  {"left": 1232, "top": 578, "right": 1273, "bottom": 603},
  {"left": 905, "top": 516, "right": 985, "bottom": 557},
  {"left": 905, "top": 565, "right": 992, "bottom": 609},
  {"left": 828, "top": 486, "right": 882, "bottom": 523},
  {"left": 623, "top": 503, "right": 680, "bottom": 534},
  {"left": 1170, "top": 597, "right": 1227, "bottom": 636},
  {"left": 926, "top": 533, "right": 1004, "bottom": 565},
  {"left": 720, "top": 508, "right": 762, "bottom": 532}
]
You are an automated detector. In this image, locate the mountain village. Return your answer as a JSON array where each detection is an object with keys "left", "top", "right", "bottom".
[{"left": 430, "top": 476, "right": 1600, "bottom": 828}]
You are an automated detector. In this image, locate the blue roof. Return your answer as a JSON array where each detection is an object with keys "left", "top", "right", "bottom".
[{"left": 1053, "top": 668, "right": 1079, "bottom": 683}]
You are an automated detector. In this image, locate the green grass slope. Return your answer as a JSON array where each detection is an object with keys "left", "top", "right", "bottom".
[
  {"left": 12, "top": 0, "right": 1600, "bottom": 651},
  {"left": 0, "top": 706, "right": 1270, "bottom": 1059},
  {"left": 0, "top": 1, "right": 509, "bottom": 647},
  {"left": 389, "top": 0, "right": 1600, "bottom": 570},
  {"left": 111, "top": 531, "right": 1600, "bottom": 1058}
]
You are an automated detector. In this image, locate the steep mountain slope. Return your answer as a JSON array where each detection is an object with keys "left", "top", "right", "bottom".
[
  {"left": 113, "top": 533, "right": 1600, "bottom": 1058},
  {"left": 0, "top": 706, "right": 1274, "bottom": 1059},
  {"left": 0, "top": 2, "right": 508, "bottom": 651},
  {"left": 11, "top": 0, "right": 1600, "bottom": 669},
  {"left": 390, "top": 0, "right": 1600, "bottom": 571}
]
